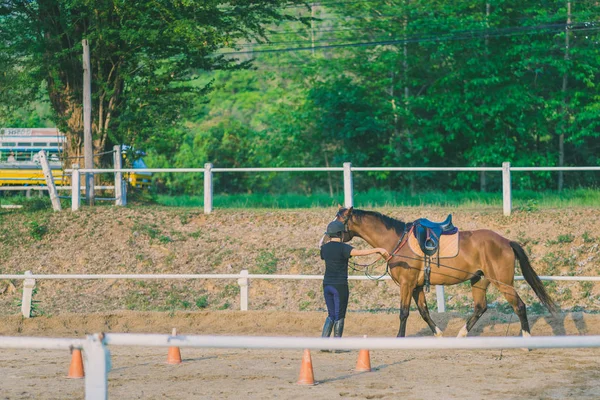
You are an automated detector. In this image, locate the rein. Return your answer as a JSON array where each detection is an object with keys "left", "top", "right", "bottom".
[
  {"left": 349, "top": 257, "right": 389, "bottom": 280},
  {"left": 340, "top": 211, "right": 410, "bottom": 281},
  {"left": 389, "top": 223, "right": 413, "bottom": 260}
]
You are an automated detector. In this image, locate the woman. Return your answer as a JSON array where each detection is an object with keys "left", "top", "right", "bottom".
[{"left": 320, "top": 220, "right": 389, "bottom": 341}]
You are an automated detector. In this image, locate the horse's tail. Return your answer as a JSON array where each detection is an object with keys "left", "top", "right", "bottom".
[{"left": 510, "top": 241, "right": 558, "bottom": 315}]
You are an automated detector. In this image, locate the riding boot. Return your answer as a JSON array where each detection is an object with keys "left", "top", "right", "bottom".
[
  {"left": 321, "top": 317, "right": 334, "bottom": 338},
  {"left": 333, "top": 318, "right": 349, "bottom": 353},
  {"left": 333, "top": 318, "right": 345, "bottom": 338},
  {"left": 320, "top": 317, "right": 334, "bottom": 352}
]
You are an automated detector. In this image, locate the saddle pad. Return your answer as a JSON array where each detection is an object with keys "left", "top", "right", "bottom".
[{"left": 408, "top": 230, "right": 460, "bottom": 259}]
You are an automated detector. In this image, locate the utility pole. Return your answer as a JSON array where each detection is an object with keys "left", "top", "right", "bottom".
[
  {"left": 480, "top": 2, "right": 491, "bottom": 193},
  {"left": 83, "top": 39, "right": 95, "bottom": 205},
  {"left": 559, "top": 1, "right": 571, "bottom": 192},
  {"left": 311, "top": 3, "right": 315, "bottom": 56}
]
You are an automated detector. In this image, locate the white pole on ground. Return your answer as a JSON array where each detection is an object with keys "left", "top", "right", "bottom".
[
  {"left": 343, "top": 162, "right": 353, "bottom": 208},
  {"left": 502, "top": 162, "right": 512, "bottom": 216},
  {"left": 204, "top": 163, "right": 213, "bottom": 214},
  {"left": 39, "top": 150, "right": 61, "bottom": 211},
  {"left": 103, "top": 333, "right": 600, "bottom": 351},
  {"left": 238, "top": 270, "right": 249, "bottom": 311},
  {"left": 113, "top": 146, "right": 123, "bottom": 206},
  {"left": 71, "top": 164, "right": 80, "bottom": 211}
]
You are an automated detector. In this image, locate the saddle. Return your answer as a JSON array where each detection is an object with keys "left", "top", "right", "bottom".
[
  {"left": 406, "top": 214, "right": 459, "bottom": 293},
  {"left": 413, "top": 214, "right": 457, "bottom": 256}
]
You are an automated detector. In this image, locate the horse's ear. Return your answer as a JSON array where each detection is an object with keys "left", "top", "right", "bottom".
[
  {"left": 338, "top": 203, "right": 343, "bottom": 209},
  {"left": 348, "top": 206, "right": 354, "bottom": 215}
]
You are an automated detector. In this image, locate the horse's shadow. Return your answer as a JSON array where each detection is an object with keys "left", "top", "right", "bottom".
[
  {"left": 529, "top": 312, "right": 588, "bottom": 336},
  {"left": 317, "top": 357, "right": 415, "bottom": 384},
  {"left": 109, "top": 355, "right": 218, "bottom": 372},
  {"left": 413, "top": 311, "right": 589, "bottom": 337}
]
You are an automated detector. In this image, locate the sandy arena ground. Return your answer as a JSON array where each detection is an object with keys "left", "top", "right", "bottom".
[{"left": 2, "top": 310, "right": 600, "bottom": 399}]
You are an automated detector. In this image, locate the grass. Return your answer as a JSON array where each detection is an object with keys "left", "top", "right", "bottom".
[{"left": 154, "top": 188, "right": 600, "bottom": 209}]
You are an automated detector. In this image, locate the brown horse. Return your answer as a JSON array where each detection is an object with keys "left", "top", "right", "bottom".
[{"left": 335, "top": 207, "right": 557, "bottom": 338}]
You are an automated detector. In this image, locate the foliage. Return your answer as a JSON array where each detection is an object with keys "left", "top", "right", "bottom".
[
  {"left": 195, "top": 295, "right": 210, "bottom": 309},
  {"left": 15, "top": 197, "right": 52, "bottom": 212},
  {"left": 154, "top": 188, "right": 600, "bottom": 209},
  {"left": 0, "top": 0, "right": 309, "bottom": 160},
  {"left": 2, "top": 0, "right": 599, "bottom": 195},
  {"left": 252, "top": 251, "right": 278, "bottom": 274},
  {"left": 27, "top": 220, "right": 48, "bottom": 240}
]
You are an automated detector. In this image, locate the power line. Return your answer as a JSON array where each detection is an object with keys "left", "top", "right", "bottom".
[
  {"left": 220, "top": 22, "right": 600, "bottom": 56},
  {"left": 244, "top": 18, "right": 599, "bottom": 48},
  {"left": 263, "top": 11, "right": 598, "bottom": 36},
  {"left": 282, "top": 0, "right": 401, "bottom": 9}
]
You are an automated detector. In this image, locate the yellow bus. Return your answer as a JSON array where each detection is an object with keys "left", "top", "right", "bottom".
[
  {"left": 0, "top": 128, "right": 151, "bottom": 188},
  {"left": 0, "top": 128, "right": 66, "bottom": 186}
]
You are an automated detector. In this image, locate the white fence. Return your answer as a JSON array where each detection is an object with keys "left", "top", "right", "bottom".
[
  {"left": 63, "top": 163, "right": 600, "bottom": 215},
  {"left": 3, "top": 271, "right": 600, "bottom": 318},
  {"left": 3, "top": 332, "right": 600, "bottom": 400}
]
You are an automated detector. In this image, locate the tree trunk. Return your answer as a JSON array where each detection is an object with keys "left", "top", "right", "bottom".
[{"left": 47, "top": 80, "right": 84, "bottom": 165}]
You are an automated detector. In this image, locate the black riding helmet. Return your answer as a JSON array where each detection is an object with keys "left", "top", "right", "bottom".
[{"left": 326, "top": 220, "right": 345, "bottom": 237}]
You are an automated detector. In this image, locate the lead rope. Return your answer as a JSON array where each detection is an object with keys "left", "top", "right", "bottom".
[
  {"left": 498, "top": 313, "right": 513, "bottom": 360},
  {"left": 360, "top": 226, "right": 409, "bottom": 281}
]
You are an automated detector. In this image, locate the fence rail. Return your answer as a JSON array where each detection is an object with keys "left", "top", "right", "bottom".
[
  {"left": 2, "top": 271, "right": 597, "bottom": 318},
  {"left": 5, "top": 160, "right": 599, "bottom": 214},
  {"left": 61, "top": 162, "right": 600, "bottom": 215}
]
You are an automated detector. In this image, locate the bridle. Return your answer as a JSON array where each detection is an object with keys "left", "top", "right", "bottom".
[
  {"left": 337, "top": 209, "right": 391, "bottom": 280},
  {"left": 336, "top": 209, "right": 351, "bottom": 233}
]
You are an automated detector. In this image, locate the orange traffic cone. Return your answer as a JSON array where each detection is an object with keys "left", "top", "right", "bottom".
[
  {"left": 167, "top": 328, "right": 182, "bottom": 365},
  {"left": 297, "top": 349, "right": 315, "bottom": 385},
  {"left": 67, "top": 348, "right": 85, "bottom": 379},
  {"left": 355, "top": 336, "right": 371, "bottom": 372}
]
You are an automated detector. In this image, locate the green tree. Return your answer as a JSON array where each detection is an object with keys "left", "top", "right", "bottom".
[{"left": 0, "top": 0, "right": 308, "bottom": 162}]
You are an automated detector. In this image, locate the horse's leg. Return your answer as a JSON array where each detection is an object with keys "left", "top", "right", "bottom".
[
  {"left": 457, "top": 277, "right": 490, "bottom": 338},
  {"left": 412, "top": 286, "right": 443, "bottom": 337},
  {"left": 397, "top": 283, "right": 414, "bottom": 338},
  {"left": 498, "top": 284, "right": 531, "bottom": 337}
]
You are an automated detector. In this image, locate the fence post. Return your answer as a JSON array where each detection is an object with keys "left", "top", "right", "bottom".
[
  {"left": 113, "top": 145, "right": 123, "bottom": 206},
  {"left": 83, "top": 334, "right": 110, "bottom": 400},
  {"left": 21, "top": 271, "right": 36, "bottom": 318},
  {"left": 72, "top": 164, "right": 80, "bottom": 211},
  {"left": 343, "top": 162, "right": 353, "bottom": 208},
  {"left": 502, "top": 162, "right": 512, "bottom": 216},
  {"left": 238, "top": 269, "right": 249, "bottom": 311},
  {"left": 204, "top": 162, "right": 213, "bottom": 214},
  {"left": 435, "top": 285, "right": 446, "bottom": 313}
]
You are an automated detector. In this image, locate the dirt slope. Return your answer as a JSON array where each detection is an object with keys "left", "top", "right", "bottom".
[{"left": 0, "top": 206, "right": 599, "bottom": 316}]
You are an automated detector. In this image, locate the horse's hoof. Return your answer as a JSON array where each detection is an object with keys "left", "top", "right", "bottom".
[
  {"left": 521, "top": 331, "right": 532, "bottom": 351},
  {"left": 456, "top": 325, "right": 469, "bottom": 338},
  {"left": 434, "top": 327, "right": 443, "bottom": 338}
]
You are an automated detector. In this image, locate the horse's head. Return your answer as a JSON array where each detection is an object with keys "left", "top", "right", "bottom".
[{"left": 335, "top": 205, "right": 357, "bottom": 242}]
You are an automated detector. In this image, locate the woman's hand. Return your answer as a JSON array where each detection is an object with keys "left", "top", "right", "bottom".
[{"left": 380, "top": 249, "right": 391, "bottom": 259}]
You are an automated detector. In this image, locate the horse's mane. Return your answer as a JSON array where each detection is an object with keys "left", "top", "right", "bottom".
[{"left": 351, "top": 209, "right": 407, "bottom": 235}]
